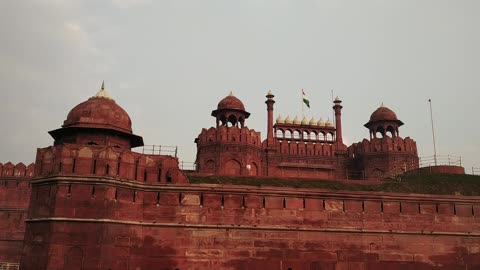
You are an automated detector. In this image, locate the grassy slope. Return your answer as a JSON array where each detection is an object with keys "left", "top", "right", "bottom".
[{"left": 188, "top": 173, "right": 480, "bottom": 196}]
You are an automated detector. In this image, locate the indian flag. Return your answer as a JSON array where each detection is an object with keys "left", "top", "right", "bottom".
[{"left": 302, "top": 89, "right": 310, "bottom": 108}]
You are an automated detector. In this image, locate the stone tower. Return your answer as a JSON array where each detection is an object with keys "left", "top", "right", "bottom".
[
  {"left": 348, "top": 105, "right": 419, "bottom": 179},
  {"left": 195, "top": 92, "right": 263, "bottom": 176}
]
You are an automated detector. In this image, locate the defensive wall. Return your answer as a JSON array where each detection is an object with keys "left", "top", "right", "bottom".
[
  {"left": 19, "top": 174, "right": 480, "bottom": 270},
  {"left": 0, "top": 163, "right": 34, "bottom": 268}
]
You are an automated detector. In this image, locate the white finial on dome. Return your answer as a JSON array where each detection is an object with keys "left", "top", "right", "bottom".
[
  {"left": 335, "top": 96, "right": 341, "bottom": 101},
  {"left": 309, "top": 117, "right": 316, "bottom": 126},
  {"left": 380, "top": 102, "right": 384, "bottom": 107},
  {"left": 317, "top": 118, "right": 325, "bottom": 127},
  {"left": 285, "top": 115, "right": 293, "bottom": 124},
  {"left": 301, "top": 116, "right": 308, "bottom": 125},
  {"left": 293, "top": 116, "right": 301, "bottom": 125},
  {"left": 325, "top": 118, "right": 333, "bottom": 127},
  {"left": 267, "top": 90, "right": 273, "bottom": 96},
  {"left": 229, "top": 91, "right": 235, "bottom": 96},
  {"left": 94, "top": 81, "right": 113, "bottom": 100},
  {"left": 276, "top": 115, "right": 285, "bottom": 124}
]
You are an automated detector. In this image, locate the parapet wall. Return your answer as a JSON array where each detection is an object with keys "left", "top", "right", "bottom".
[
  {"left": 0, "top": 162, "right": 35, "bottom": 179},
  {"left": 0, "top": 169, "right": 33, "bottom": 266},
  {"left": 35, "top": 144, "right": 188, "bottom": 184},
  {"left": 348, "top": 137, "right": 418, "bottom": 157},
  {"left": 195, "top": 126, "right": 262, "bottom": 146},
  {"left": 21, "top": 176, "right": 480, "bottom": 269}
]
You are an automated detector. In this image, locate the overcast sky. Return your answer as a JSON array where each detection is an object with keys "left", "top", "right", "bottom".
[{"left": 1, "top": 0, "right": 479, "bottom": 172}]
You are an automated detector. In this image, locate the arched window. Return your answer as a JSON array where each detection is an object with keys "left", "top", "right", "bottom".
[
  {"left": 386, "top": 125, "right": 395, "bottom": 137},
  {"left": 227, "top": 115, "right": 237, "bottom": 127},
  {"left": 275, "top": 129, "right": 284, "bottom": 138},
  {"left": 302, "top": 131, "right": 309, "bottom": 140},
  {"left": 375, "top": 126, "right": 385, "bottom": 138},
  {"left": 318, "top": 132, "right": 325, "bottom": 141},
  {"left": 285, "top": 130, "right": 292, "bottom": 139},
  {"left": 310, "top": 131, "right": 317, "bottom": 140},
  {"left": 293, "top": 130, "right": 301, "bottom": 139}
]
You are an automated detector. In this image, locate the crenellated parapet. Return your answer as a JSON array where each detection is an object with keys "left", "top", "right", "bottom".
[
  {"left": 195, "top": 126, "right": 263, "bottom": 176},
  {"left": 348, "top": 136, "right": 418, "bottom": 157},
  {"left": 34, "top": 144, "right": 188, "bottom": 184},
  {"left": 0, "top": 162, "right": 35, "bottom": 179},
  {"left": 348, "top": 136, "right": 419, "bottom": 179},
  {"left": 195, "top": 126, "right": 262, "bottom": 146}
]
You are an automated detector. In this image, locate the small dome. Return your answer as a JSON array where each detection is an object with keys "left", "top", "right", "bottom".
[
  {"left": 293, "top": 116, "right": 301, "bottom": 125},
  {"left": 325, "top": 118, "right": 333, "bottom": 127},
  {"left": 301, "top": 116, "right": 308, "bottom": 125},
  {"left": 285, "top": 115, "right": 293, "bottom": 124},
  {"left": 309, "top": 117, "right": 316, "bottom": 125},
  {"left": 369, "top": 105, "right": 398, "bottom": 122},
  {"left": 317, "top": 118, "right": 325, "bottom": 126},
  {"left": 276, "top": 115, "right": 285, "bottom": 124},
  {"left": 216, "top": 91, "right": 246, "bottom": 111}
]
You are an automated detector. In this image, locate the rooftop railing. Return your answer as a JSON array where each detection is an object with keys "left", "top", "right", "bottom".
[
  {"left": 140, "top": 145, "right": 178, "bottom": 158},
  {"left": 419, "top": 155, "right": 462, "bottom": 168}
]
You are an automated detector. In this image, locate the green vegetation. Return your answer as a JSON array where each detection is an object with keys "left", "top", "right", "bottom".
[{"left": 187, "top": 173, "right": 480, "bottom": 196}]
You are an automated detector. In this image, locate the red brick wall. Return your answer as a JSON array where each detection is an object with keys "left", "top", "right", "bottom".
[
  {"left": 0, "top": 178, "right": 32, "bottom": 265},
  {"left": 20, "top": 177, "right": 480, "bottom": 270}
]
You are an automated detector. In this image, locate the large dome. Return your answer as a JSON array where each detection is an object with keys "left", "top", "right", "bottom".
[
  {"left": 63, "top": 96, "right": 132, "bottom": 134},
  {"left": 49, "top": 85, "right": 143, "bottom": 148},
  {"left": 369, "top": 106, "right": 398, "bottom": 122},
  {"left": 216, "top": 92, "right": 246, "bottom": 111}
]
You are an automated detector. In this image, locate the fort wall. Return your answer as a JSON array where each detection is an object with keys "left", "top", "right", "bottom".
[
  {"left": 0, "top": 163, "right": 34, "bottom": 266},
  {"left": 20, "top": 176, "right": 480, "bottom": 269}
]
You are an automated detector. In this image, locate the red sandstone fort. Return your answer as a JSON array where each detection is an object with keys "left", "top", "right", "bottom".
[{"left": 0, "top": 85, "right": 478, "bottom": 270}]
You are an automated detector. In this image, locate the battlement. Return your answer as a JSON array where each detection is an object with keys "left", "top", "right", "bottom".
[
  {"left": 195, "top": 126, "right": 261, "bottom": 147},
  {"left": 20, "top": 177, "right": 480, "bottom": 269},
  {"left": 28, "top": 177, "right": 480, "bottom": 233},
  {"left": 348, "top": 136, "right": 418, "bottom": 157},
  {"left": 34, "top": 144, "right": 188, "bottom": 184},
  {"left": 0, "top": 162, "right": 35, "bottom": 179}
]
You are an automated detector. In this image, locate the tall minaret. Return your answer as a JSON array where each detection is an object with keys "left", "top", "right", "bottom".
[
  {"left": 333, "top": 96, "right": 343, "bottom": 144},
  {"left": 265, "top": 90, "right": 275, "bottom": 146}
]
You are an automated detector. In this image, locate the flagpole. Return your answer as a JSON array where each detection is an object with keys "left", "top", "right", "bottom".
[
  {"left": 301, "top": 89, "right": 305, "bottom": 118},
  {"left": 331, "top": 89, "right": 335, "bottom": 127},
  {"left": 428, "top": 99, "right": 438, "bottom": 166}
]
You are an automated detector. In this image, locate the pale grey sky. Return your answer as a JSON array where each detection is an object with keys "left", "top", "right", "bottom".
[{"left": 1, "top": 0, "right": 479, "bottom": 172}]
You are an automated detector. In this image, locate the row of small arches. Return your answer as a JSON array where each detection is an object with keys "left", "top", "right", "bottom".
[
  {"left": 275, "top": 129, "right": 335, "bottom": 141},
  {"left": 276, "top": 115, "right": 332, "bottom": 127}
]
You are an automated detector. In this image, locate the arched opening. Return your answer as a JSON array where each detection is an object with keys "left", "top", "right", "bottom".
[
  {"left": 293, "top": 130, "right": 301, "bottom": 140},
  {"left": 227, "top": 115, "right": 238, "bottom": 127},
  {"left": 386, "top": 125, "right": 396, "bottom": 137},
  {"left": 302, "top": 131, "right": 309, "bottom": 140},
  {"left": 326, "top": 133, "right": 333, "bottom": 141},
  {"left": 225, "top": 159, "right": 241, "bottom": 175},
  {"left": 285, "top": 130, "right": 292, "bottom": 139},
  {"left": 219, "top": 115, "right": 227, "bottom": 126},
  {"left": 375, "top": 126, "right": 385, "bottom": 138},
  {"left": 318, "top": 132, "right": 325, "bottom": 141},
  {"left": 310, "top": 131, "right": 317, "bottom": 140},
  {"left": 275, "top": 129, "right": 284, "bottom": 138}
]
